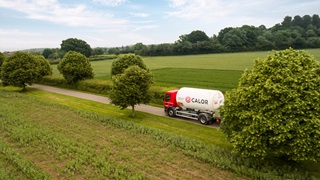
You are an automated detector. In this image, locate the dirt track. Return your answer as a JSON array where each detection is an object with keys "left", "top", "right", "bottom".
[{"left": 29, "top": 84, "right": 219, "bottom": 128}]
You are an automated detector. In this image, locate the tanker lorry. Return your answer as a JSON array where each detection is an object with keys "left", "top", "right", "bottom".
[{"left": 164, "top": 87, "right": 224, "bottom": 125}]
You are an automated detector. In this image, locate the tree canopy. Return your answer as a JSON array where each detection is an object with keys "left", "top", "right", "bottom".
[
  {"left": 185, "top": 30, "right": 210, "bottom": 43},
  {"left": 57, "top": 51, "right": 94, "bottom": 84},
  {"left": 32, "top": 54, "right": 52, "bottom": 77},
  {"left": 60, "top": 38, "right": 92, "bottom": 57},
  {"left": 220, "top": 48, "right": 320, "bottom": 161},
  {"left": 110, "top": 54, "right": 147, "bottom": 76},
  {"left": 106, "top": 14, "right": 320, "bottom": 56},
  {"left": 0, "top": 52, "right": 5, "bottom": 73},
  {"left": 109, "top": 65, "right": 153, "bottom": 117},
  {"left": 1, "top": 52, "right": 42, "bottom": 90},
  {"left": 42, "top": 48, "right": 53, "bottom": 59}
]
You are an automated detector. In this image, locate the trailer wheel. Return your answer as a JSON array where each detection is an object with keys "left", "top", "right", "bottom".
[
  {"left": 198, "top": 113, "right": 209, "bottom": 125},
  {"left": 167, "top": 107, "right": 176, "bottom": 117}
]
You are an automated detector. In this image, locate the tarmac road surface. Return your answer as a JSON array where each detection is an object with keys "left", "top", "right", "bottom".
[{"left": 29, "top": 84, "right": 219, "bottom": 128}]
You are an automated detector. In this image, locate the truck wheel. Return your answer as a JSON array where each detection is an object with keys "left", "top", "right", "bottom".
[
  {"left": 198, "top": 113, "right": 209, "bottom": 125},
  {"left": 167, "top": 107, "right": 176, "bottom": 117}
]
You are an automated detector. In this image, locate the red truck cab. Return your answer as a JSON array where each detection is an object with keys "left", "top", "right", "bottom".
[{"left": 164, "top": 90, "right": 178, "bottom": 110}]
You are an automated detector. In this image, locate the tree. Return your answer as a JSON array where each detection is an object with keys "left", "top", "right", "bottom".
[
  {"left": 0, "top": 52, "right": 5, "bottom": 73},
  {"left": 196, "top": 41, "right": 214, "bottom": 54},
  {"left": 108, "top": 47, "right": 120, "bottom": 55},
  {"left": 173, "top": 41, "right": 193, "bottom": 54},
  {"left": 32, "top": 54, "right": 52, "bottom": 77},
  {"left": 302, "top": 15, "right": 312, "bottom": 29},
  {"left": 109, "top": 65, "right": 153, "bottom": 117},
  {"left": 239, "top": 25, "right": 262, "bottom": 50},
  {"left": 256, "top": 35, "right": 274, "bottom": 50},
  {"left": 60, "top": 38, "right": 92, "bottom": 57},
  {"left": 47, "top": 48, "right": 62, "bottom": 60},
  {"left": 306, "top": 37, "right": 320, "bottom": 47},
  {"left": 217, "top": 27, "right": 234, "bottom": 43},
  {"left": 93, "top": 47, "right": 104, "bottom": 56},
  {"left": 111, "top": 54, "right": 147, "bottom": 76},
  {"left": 1, "top": 52, "right": 41, "bottom": 90},
  {"left": 187, "top": 30, "right": 209, "bottom": 43},
  {"left": 312, "top": 14, "right": 320, "bottom": 28},
  {"left": 281, "top": 16, "right": 292, "bottom": 28},
  {"left": 273, "top": 30, "right": 291, "bottom": 49},
  {"left": 132, "top": 42, "right": 146, "bottom": 54},
  {"left": 221, "top": 28, "right": 247, "bottom": 51},
  {"left": 220, "top": 48, "right": 320, "bottom": 161},
  {"left": 42, "top": 48, "right": 53, "bottom": 59},
  {"left": 292, "top": 15, "right": 304, "bottom": 27},
  {"left": 57, "top": 51, "right": 94, "bottom": 84}
]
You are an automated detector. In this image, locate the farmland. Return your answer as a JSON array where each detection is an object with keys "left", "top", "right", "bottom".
[
  {"left": 1, "top": 49, "right": 320, "bottom": 179},
  {"left": 52, "top": 49, "right": 320, "bottom": 92},
  {"left": 0, "top": 88, "right": 237, "bottom": 179},
  {"left": 1, "top": 87, "right": 319, "bottom": 179}
]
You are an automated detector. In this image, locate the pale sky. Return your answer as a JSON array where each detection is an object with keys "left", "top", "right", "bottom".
[{"left": 0, "top": 0, "right": 319, "bottom": 52}]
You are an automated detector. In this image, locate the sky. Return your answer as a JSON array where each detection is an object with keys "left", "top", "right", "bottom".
[{"left": 0, "top": 0, "right": 319, "bottom": 52}]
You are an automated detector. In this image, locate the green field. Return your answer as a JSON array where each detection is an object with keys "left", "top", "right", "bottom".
[
  {"left": 0, "top": 89, "right": 235, "bottom": 179},
  {"left": 52, "top": 49, "right": 320, "bottom": 92},
  {"left": 1, "top": 87, "right": 319, "bottom": 179},
  {"left": 1, "top": 49, "right": 320, "bottom": 179}
]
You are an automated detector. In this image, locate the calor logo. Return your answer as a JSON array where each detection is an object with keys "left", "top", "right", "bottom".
[{"left": 185, "top": 96, "right": 191, "bottom": 103}]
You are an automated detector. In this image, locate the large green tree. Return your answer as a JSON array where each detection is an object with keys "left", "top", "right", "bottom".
[
  {"left": 57, "top": 51, "right": 94, "bottom": 84},
  {"left": 1, "top": 52, "right": 41, "bottom": 90},
  {"left": 110, "top": 54, "right": 147, "bottom": 76},
  {"left": 109, "top": 65, "right": 153, "bottom": 117},
  {"left": 60, "top": 38, "right": 92, "bottom": 57},
  {"left": 186, "top": 30, "right": 209, "bottom": 43},
  {"left": 221, "top": 28, "right": 247, "bottom": 51},
  {"left": 220, "top": 48, "right": 320, "bottom": 161},
  {"left": 32, "top": 54, "right": 52, "bottom": 77}
]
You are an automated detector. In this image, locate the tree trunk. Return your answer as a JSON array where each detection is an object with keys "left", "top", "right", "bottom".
[
  {"left": 22, "top": 84, "right": 26, "bottom": 92},
  {"left": 131, "top": 105, "right": 135, "bottom": 118}
]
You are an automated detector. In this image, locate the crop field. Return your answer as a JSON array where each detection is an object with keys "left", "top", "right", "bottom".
[
  {"left": 52, "top": 49, "right": 320, "bottom": 92},
  {"left": 1, "top": 87, "right": 319, "bottom": 179},
  {"left": 0, "top": 88, "right": 236, "bottom": 179}
]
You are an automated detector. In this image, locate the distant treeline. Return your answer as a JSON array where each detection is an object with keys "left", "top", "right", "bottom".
[
  {"left": 108, "top": 14, "right": 320, "bottom": 56},
  {"left": 40, "top": 14, "right": 320, "bottom": 59}
]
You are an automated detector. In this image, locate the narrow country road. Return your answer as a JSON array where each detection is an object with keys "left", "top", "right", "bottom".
[
  {"left": 29, "top": 84, "right": 165, "bottom": 116},
  {"left": 29, "top": 84, "right": 219, "bottom": 128}
]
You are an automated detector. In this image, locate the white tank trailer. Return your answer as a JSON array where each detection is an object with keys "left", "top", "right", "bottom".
[{"left": 164, "top": 87, "right": 224, "bottom": 125}]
